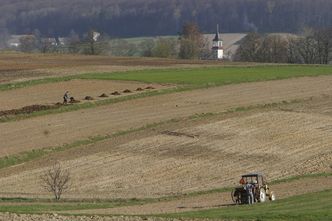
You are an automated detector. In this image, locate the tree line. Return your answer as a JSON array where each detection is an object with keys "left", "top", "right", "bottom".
[
  {"left": 15, "top": 23, "right": 207, "bottom": 60},
  {"left": 235, "top": 28, "right": 332, "bottom": 64},
  {"left": 0, "top": 0, "right": 331, "bottom": 37}
]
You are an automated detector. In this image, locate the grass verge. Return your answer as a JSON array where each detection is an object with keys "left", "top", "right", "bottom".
[{"left": 160, "top": 189, "right": 332, "bottom": 221}]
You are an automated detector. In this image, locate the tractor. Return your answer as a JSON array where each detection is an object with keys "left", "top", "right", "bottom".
[{"left": 231, "top": 173, "right": 276, "bottom": 204}]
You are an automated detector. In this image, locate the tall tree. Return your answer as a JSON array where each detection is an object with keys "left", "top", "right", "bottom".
[
  {"left": 179, "top": 22, "right": 204, "bottom": 59},
  {"left": 314, "top": 28, "right": 332, "bottom": 64},
  {"left": 235, "top": 32, "right": 262, "bottom": 62}
]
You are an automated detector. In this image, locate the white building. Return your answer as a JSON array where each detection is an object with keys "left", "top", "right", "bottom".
[{"left": 211, "top": 25, "right": 223, "bottom": 60}]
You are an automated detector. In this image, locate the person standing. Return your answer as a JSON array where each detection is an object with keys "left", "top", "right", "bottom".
[
  {"left": 63, "top": 91, "right": 69, "bottom": 104},
  {"left": 245, "top": 182, "right": 254, "bottom": 204}
]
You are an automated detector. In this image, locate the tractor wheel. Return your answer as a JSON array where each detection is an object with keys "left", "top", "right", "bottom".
[
  {"left": 231, "top": 190, "right": 239, "bottom": 204},
  {"left": 259, "top": 188, "right": 267, "bottom": 203},
  {"left": 269, "top": 192, "right": 276, "bottom": 201},
  {"left": 231, "top": 190, "right": 236, "bottom": 203}
]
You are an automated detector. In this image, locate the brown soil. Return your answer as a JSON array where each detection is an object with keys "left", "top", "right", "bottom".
[
  {"left": 0, "top": 104, "right": 63, "bottom": 117},
  {"left": 136, "top": 87, "right": 144, "bottom": 91},
  {"left": 0, "top": 53, "right": 227, "bottom": 83}
]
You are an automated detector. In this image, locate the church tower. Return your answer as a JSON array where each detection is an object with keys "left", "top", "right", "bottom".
[{"left": 212, "top": 24, "right": 223, "bottom": 60}]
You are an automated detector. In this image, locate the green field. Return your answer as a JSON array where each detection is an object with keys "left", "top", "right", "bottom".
[
  {"left": 162, "top": 189, "right": 332, "bottom": 221},
  {"left": 1, "top": 65, "right": 332, "bottom": 92},
  {"left": 79, "top": 65, "right": 332, "bottom": 86},
  {"left": 0, "top": 198, "right": 146, "bottom": 214}
]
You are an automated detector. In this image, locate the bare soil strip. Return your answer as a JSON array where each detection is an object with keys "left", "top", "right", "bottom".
[
  {"left": 0, "top": 76, "right": 331, "bottom": 157},
  {"left": 0, "top": 79, "right": 169, "bottom": 111},
  {"left": 0, "top": 53, "right": 222, "bottom": 83}
]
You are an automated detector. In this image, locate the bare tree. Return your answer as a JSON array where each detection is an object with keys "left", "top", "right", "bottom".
[
  {"left": 234, "top": 32, "right": 262, "bottom": 62},
  {"left": 179, "top": 22, "right": 204, "bottom": 59},
  {"left": 314, "top": 28, "right": 332, "bottom": 64},
  {"left": 40, "top": 161, "right": 70, "bottom": 200}
]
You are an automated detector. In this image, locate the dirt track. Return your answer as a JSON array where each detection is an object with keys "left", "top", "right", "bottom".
[{"left": 0, "top": 75, "right": 331, "bottom": 157}]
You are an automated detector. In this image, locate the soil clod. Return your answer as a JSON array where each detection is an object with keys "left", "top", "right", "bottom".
[
  {"left": 99, "top": 93, "right": 108, "bottom": 98},
  {"left": 69, "top": 97, "right": 80, "bottom": 103},
  {"left": 145, "top": 86, "right": 155, "bottom": 90},
  {"left": 111, "top": 91, "right": 121, "bottom": 96},
  {"left": 123, "top": 89, "right": 132, "bottom": 93}
]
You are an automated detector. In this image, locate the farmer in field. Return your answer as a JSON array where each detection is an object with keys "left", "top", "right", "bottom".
[
  {"left": 245, "top": 182, "right": 254, "bottom": 204},
  {"left": 63, "top": 91, "right": 70, "bottom": 104}
]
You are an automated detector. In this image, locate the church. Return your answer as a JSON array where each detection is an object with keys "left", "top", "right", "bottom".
[{"left": 211, "top": 25, "right": 224, "bottom": 60}]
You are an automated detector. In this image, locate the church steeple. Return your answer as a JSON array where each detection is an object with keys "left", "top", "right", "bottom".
[
  {"left": 213, "top": 24, "right": 221, "bottom": 41},
  {"left": 212, "top": 24, "right": 223, "bottom": 60}
]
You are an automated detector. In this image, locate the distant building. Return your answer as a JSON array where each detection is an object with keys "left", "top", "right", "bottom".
[
  {"left": 7, "top": 35, "right": 30, "bottom": 48},
  {"left": 211, "top": 25, "right": 223, "bottom": 60},
  {"left": 204, "top": 32, "right": 247, "bottom": 60}
]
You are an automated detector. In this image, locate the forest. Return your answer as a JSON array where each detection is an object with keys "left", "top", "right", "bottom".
[{"left": 0, "top": 0, "right": 331, "bottom": 37}]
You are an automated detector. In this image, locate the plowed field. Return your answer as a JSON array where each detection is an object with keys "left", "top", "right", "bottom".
[
  {"left": 0, "top": 75, "right": 331, "bottom": 157},
  {"left": 0, "top": 96, "right": 331, "bottom": 200},
  {"left": 0, "top": 53, "right": 220, "bottom": 83}
]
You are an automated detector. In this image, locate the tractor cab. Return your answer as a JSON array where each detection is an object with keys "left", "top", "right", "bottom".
[
  {"left": 232, "top": 173, "right": 276, "bottom": 204},
  {"left": 241, "top": 173, "right": 266, "bottom": 188}
]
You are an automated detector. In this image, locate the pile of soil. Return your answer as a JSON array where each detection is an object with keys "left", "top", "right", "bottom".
[
  {"left": 84, "top": 96, "right": 94, "bottom": 100},
  {"left": 146, "top": 86, "right": 155, "bottom": 90},
  {"left": 136, "top": 87, "right": 144, "bottom": 91},
  {"left": 123, "top": 89, "right": 132, "bottom": 93},
  {"left": 111, "top": 91, "right": 121, "bottom": 96},
  {"left": 69, "top": 97, "right": 80, "bottom": 103},
  {"left": 99, "top": 93, "right": 109, "bottom": 98}
]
